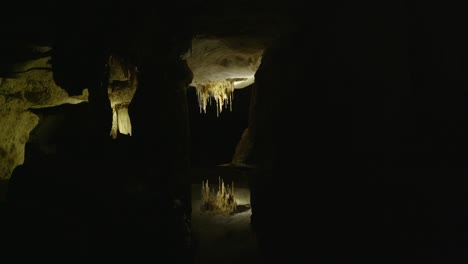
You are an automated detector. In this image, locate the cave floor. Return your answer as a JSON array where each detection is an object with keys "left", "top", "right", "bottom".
[{"left": 191, "top": 166, "right": 262, "bottom": 264}]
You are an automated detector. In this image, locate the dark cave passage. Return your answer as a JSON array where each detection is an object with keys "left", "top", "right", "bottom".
[
  {"left": 187, "top": 86, "right": 251, "bottom": 168},
  {"left": 0, "top": 2, "right": 467, "bottom": 264}
]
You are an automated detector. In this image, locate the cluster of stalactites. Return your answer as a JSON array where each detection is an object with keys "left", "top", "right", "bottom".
[
  {"left": 201, "top": 176, "right": 237, "bottom": 215},
  {"left": 195, "top": 80, "right": 234, "bottom": 116}
]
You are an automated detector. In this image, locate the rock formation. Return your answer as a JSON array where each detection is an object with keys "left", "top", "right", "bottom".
[
  {"left": 107, "top": 54, "right": 138, "bottom": 138},
  {"left": 186, "top": 36, "right": 266, "bottom": 115},
  {"left": 0, "top": 46, "right": 88, "bottom": 179}
]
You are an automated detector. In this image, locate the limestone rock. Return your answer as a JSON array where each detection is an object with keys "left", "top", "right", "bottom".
[
  {"left": 0, "top": 47, "right": 88, "bottom": 179},
  {"left": 0, "top": 112, "right": 39, "bottom": 180},
  {"left": 185, "top": 36, "right": 266, "bottom": 114},
  {"left": 186, "top": 36, "right": 265, "bottom": 88},
  {"left": 231, "top": 128, "right": 253, "bottom": 166},
  {"left": 107, "top": 54, "right": 138, "bottom": 138}
]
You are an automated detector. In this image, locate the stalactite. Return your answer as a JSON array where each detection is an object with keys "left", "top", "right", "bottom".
[
  {"left": 109, "top": 103, "right": 132, "bottom": 139},
  {"left": 107, "top": 54, "right": 138, "bottom": 138},
  {"left": 195, "top": 80, "right": 234, "bottom": 116},
  {"left": 110, "top": 107, "right": 118, "bottom": 139},
  {"left": 116, "top": 106, "right": 132, "bottom": 136}
]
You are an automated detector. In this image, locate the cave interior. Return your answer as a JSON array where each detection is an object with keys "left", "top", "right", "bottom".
[{"left": 0, "top": 1, "right": 467, "bottom": 263}]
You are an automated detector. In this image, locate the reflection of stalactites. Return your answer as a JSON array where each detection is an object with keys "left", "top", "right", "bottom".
[
  {"left": 195, "top": 80, "right": 234, "bottom": 116},
  {"left": 200, "top": 177, "right": 237, "bottom": 215}
]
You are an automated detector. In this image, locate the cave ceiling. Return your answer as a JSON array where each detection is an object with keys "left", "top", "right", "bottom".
[{"left": 0, "top": 0, "right": 299, "bottom": 179}]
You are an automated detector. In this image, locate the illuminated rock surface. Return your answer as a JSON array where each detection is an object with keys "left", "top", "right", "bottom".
[
  {"left": 0, "top": 112, "right": 39, "bottom": 180},
  {"left": 107, "top": 55, "right": 138, "bottom": 138},
  {"left": 186, "top": 36, "right": 266, "bottom": 115},
  {"left": 200, "top": 177, "right": 237, "bottom": 215},
  {"left": 0, "top": 47, "right": 88, "bottom": 179}
]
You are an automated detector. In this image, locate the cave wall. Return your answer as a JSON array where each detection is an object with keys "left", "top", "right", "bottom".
[
  {"left": 0, "top": 112, "right": 38, "bottom": 180},
  {"left": 249, "top": 2, "right": 467, "bottom": 262},
  {"left": 1, "top": 2, "right": 196, "bottom": 261},
  {"left": 0, "top": 49, "right": 88, "bottom": 180}
]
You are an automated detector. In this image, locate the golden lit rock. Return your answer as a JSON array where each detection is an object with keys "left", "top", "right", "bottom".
[
  {"left": 0, "top": 112, "right": 39, "bottom": 180},
  {"left": 185, "top": 36, "right": 265, "bottom": 115},
  {"left": 107, "top": 54, "right": 138, "bottom": 139},
  {"left": 0, "top": 46, "right": 88, "bottom": 179}
]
